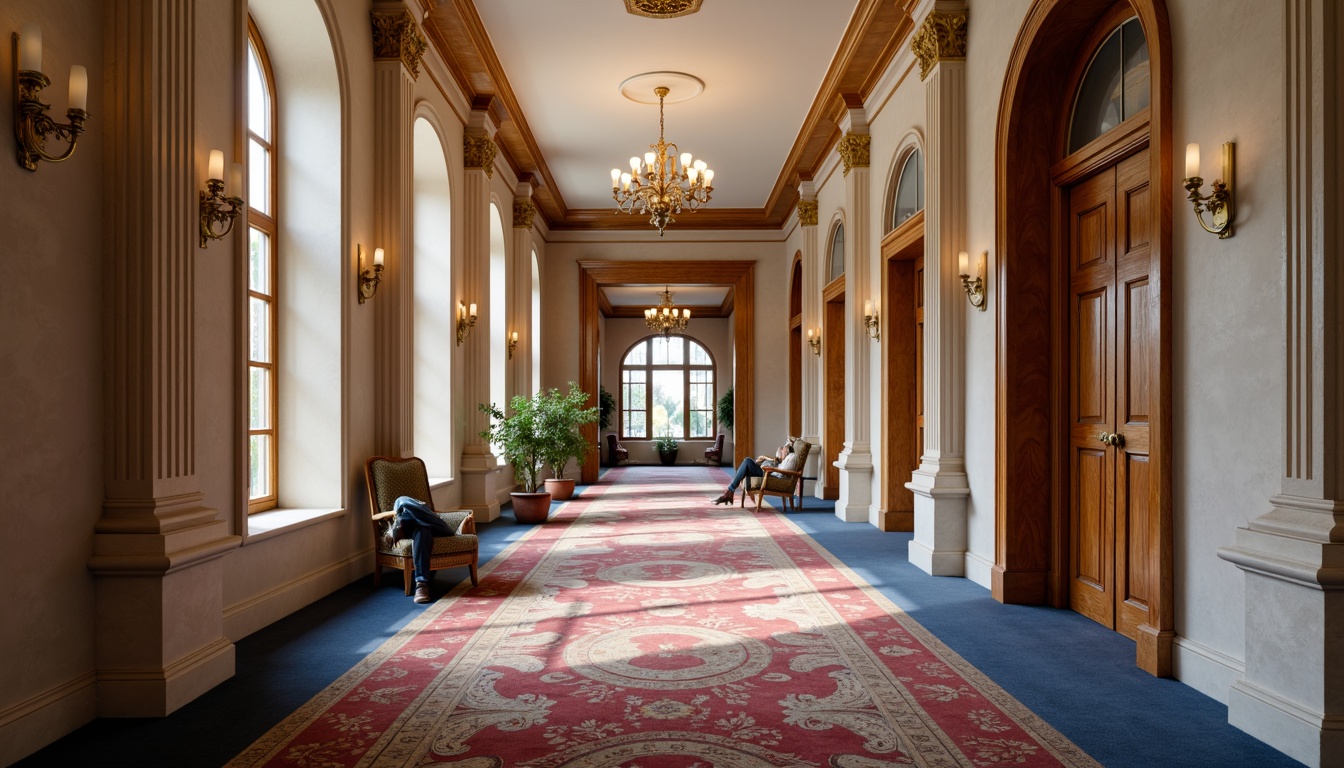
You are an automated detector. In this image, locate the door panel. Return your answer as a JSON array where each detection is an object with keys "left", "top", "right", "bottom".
[{"left": 823, "top": 287, "right": 845, "bottom": 499}]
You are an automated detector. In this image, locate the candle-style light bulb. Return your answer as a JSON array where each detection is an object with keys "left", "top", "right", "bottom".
[
  {"left": 703, "top": 169, "right": 714, "bottom": 186},
  {"left": 611, "top": 168, "right": 621, "bottom": 187},
  {"left": 208, "top": 150, "right": 224, "bottom": 182},
  {"left": 68, "top": 65, "right": 88, "bottom": 111},
  {"left": 683, "top": 309, "right": 691, "bottom": 320},
  {"left": 468, "top": 303, "right": 477, "bottom": 318},
  {"left": 1185, "top": 143, "right": 1200, "bottom": 179},
  {"left": 807, "top": 328, "right": 813, "bottom": 339},
  {"left": 864, "top": 300, "right": 872, "bottom": 317},
  {"left": 19, "top": 23, "right": 41, "bottom": 72},
  {"left": 373, "top": 247, "right": 385, "bottom": 267},
  {"left": 959, "top": 251, "right": 970, "bottom": 276}
]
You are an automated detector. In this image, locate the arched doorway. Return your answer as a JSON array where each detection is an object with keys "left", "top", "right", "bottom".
[
  {"left": 994, "top": 0, "right": 1173, "bottom": 677},
  {"left": 788, "top": 255, "right": 803, "bottom": 439},
  {"left": 822, "top": 220, "right": 846, "bottom": 501}
]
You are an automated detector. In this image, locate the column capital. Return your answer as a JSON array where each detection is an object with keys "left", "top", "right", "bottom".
[
  {"left": 797, "top": 199, "right": 819, "bottom": 227},
  {"left": 912, "top": 9, "right": 968, "bottom": 81},
  {"left": 836, "top": 132, "right": 871, "bottom": 177},
  {"left": 513, "top": 198, "right": 537, "bottom": 229},
  {"left": 370, "top": 8, "right": 428, "bottom": 80},
  {"left": 464, "top": 134, "right": 498, "bottom": 178}
]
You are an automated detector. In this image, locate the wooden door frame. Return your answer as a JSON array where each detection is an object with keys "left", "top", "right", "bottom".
[
  {"left": 879, "top": 210, "right": 925, "bottom": 531},
  {"left": 993, "top": 0, "right": 1173, "bottom": 676},
  {"left": 822, "top": 275, "right": 846, "bottom": 500},
  {"left": 578, "top": 260, "right": 755, "bottom": 484}
]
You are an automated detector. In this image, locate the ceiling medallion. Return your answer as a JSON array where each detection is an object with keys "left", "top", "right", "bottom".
[
  {"left": 610, "top": 78, "right": 715, "bottom": 236},
  {"left": 624, "top": 0, "right": 703, "bottom": 20}
]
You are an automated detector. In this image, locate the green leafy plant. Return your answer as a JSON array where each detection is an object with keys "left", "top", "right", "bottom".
[
  {"left": 599, "top": 385, "right": 616, "bottom": 431},
  {"left": 653, "top": 434, "right": 679, "bottom": 453},
  {"left": 478, "top": 382, "right": 597, "bottom": 493},
  {"left": 717, "top": 387, "right": 733, "bottom": 431}
]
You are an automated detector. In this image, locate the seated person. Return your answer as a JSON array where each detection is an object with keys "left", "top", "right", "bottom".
[
  {"left": 385, "top": 495, "right": 456, "bottom": 603},
  {"left": 712, "top": 439, "right": 803, "bottom": 505}
]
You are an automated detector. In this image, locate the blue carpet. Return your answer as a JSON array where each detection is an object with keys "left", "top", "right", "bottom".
[{"left": 16, "top": 470, "right": 1303, "bottom": 767}]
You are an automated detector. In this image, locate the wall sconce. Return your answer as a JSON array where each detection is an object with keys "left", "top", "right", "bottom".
[
  {"left": 507, "top": 330, "right": 518, "bottom": 360},
  {"left": 199, "top": 149, "right": 245, "bottom": 248},
  {"left": 958, "top": 251, "right": 987, "bottom": 311},
  {"left": 456, "top": 301, "right": 478, "bottom": 345},
  {"left": 357, "top": 245, "right": 384, "bottom": 304},
  {"left": 1183, "top": 142, "right": 1235, "bottom": 238},
  {"left": 863, "top": 300, "right": 881, "bottom": 341},
  {"left": 806, "top": 328, "right": 821, "bottom": 356},
  {"left": 13, "top": 23, "right": 90, "bottom": 171}
]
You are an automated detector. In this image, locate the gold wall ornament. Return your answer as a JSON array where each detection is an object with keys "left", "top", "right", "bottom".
[
  {"left": 837, "top": 132, "right": 871, "bottom": 177},
  {"left": 911, "top": 10, "right": 969, "bottom": 81},
  {"left": 624, "top": 0, "right": 703, "bottom": 19},
  {"left": 513, "top": 199, "right": 537, "bottom": 229},
  {"left": 463, "top": 134, "right": 497, "bottom": 178},
  {"left": 797, "top": 200, "right": 819, "bottom": 227},
  {"left": 370, "top": 9, "right": 428, "bottom": 80}
]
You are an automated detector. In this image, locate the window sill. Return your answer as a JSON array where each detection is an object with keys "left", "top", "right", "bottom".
[
  {"left": 246, "top": 507, "right": 345, "bottom": 544},
  {"left": 428, "top": 476, "right": 455, "bottom": 490}
]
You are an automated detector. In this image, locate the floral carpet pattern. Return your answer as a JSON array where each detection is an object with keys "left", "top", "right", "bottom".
[{"left": 229, "top": 466, "right": 1099, "bottom": 768}]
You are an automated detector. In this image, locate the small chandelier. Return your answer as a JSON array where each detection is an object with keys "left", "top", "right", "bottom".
[
  {"left": 645, "top": 286, "right": 690, "bottom": 335},
  {"left": 611, "top": 86, "right": 714, "bottom": 236}
]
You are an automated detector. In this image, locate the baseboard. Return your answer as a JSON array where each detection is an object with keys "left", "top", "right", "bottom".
[
  {"left": 963, "top": 550, "right": 995, "bottom": 589},
  {"left": 908, "top": 539, "right": 965, "bottom": 576},
  {"left": 223, "top": 549, "right": 371, "bottom": 641},
  {"left": 1172, "top": 635, "right": 1244, "bottom": 704},
  {"left": 0, "top": 672, "right": 96, "bottom": 766}
]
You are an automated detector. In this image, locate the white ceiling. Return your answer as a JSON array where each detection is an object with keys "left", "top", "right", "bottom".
[
  {"left": 603, "top": 285, "right": 729, "bottom": 307},
  {"left": 471, "top": 0, "right": 860, "bottom": 211}
]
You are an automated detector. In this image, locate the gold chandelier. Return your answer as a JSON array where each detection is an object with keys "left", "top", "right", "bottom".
[
  {"left": 611, "top": 86, "right": 714, "bottom": 236},
  {"left": 645, "top": 287, "right": 690, "bottom": 335}
]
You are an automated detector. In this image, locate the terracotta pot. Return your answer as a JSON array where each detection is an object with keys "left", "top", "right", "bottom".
[
  {"left": 658, "top": 448, "right": 678, "bottom": 465},
  {"left": 511, "top": 492, "right": 553, "bottom": 524},
  {"left": 544, "top": 478, "right": 575, "bottom": 500}
]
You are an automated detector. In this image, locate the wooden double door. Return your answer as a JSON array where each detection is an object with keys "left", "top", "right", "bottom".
[{"left": 1066, "top": 148, "right": 1155, "bottom": 640}]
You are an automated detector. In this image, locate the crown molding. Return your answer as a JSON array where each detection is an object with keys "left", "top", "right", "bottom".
[{"left": 423, "top": 0, "right": 920, "bottom": 233}]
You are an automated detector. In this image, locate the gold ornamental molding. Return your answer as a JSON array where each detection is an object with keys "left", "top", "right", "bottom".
[
  {"left": 911, "top": 10, "right": 968, "bottom": 81},
  {"left": 797, "top": 200, "right": 819, "bottom": 227},
  {"left": 371, "top": 9, "right": 428, "bottom": 80},
  {"left": 513, "top": 199, "right": 537, "bottom": 229},
  {"left": 464, "top": 134, "right": 497, "bottom": 178},
  {"left": 624, "top": 0, "right": 703, "bottom": 19},
  {"left": 837, "top": 132, "right": 871, "bottom": 177}
]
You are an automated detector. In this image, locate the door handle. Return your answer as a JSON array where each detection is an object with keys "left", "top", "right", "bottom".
[
  {"left": 1107, "top": 432, "right": 1125, "bottom": 448},
  {"left": 1098, "top": 432, "right": 1111, "bottom": 445}
]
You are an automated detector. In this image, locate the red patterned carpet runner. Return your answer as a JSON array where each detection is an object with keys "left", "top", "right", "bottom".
[{"left": 230, "top": 466, "right": 1098, "bottom": 768}]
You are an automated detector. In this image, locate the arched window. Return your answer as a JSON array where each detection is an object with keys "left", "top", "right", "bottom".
[
  {"left": 828, "top": 221, "right": 845, "bottom": 283},
  {"left": 246, "top": 22, "right": 278, "bottom": 513},
  {"left": 530, "top": 249, "right": 541, "bottom": 395},
  {"left": 412, "top": 115, "right": 453, "bottom": 477},
  {"left": 620, "top": 335, "right": 715, "bottom": 440},
  {"left": 890, "top": 149, "right": 924, "bottom": 230},
  {"left": 1068, "top": 17, "right": 1149, "bottom": 153}
]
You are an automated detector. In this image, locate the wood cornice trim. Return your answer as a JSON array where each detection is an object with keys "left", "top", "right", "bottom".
[
  {"left": 880, "top": 209, "right": 925, "bottom": 259},
  {"left": 422, "top": 0, "right": 919, "bottom": 232}
]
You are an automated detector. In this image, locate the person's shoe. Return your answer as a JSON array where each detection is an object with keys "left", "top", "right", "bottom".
[
  {"left": 414, "top": 583, "right": 431, "bottom": 604},
  {"left": 713, "top": 492, "right": 733, "bottom": 505}
]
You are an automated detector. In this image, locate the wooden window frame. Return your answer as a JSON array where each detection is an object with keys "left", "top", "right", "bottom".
[
  {"left": 618, "top": 335, "right": 716, "bottom": 441},
  {"left": 246, "top": 18, "right": 279, "bottom": 514}
]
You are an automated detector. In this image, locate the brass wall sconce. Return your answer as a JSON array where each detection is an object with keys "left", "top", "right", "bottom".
[
  {"left": 507, "top": 330, "right": 518, "bottom": 360},
  {"left": 863, "top": 300, "right": 881, "bottom": 341},
  {"left": 13, "top": 24, "right": 90, "bottom": 171},
  {"left": 456, "top": 301, "right": 478, "bottom": 345},
  {"left": 199, "top": 149, "right": 245, "bottom": 248},
  {"left": 958, "top": 250, "right": 987, "bottom": 311},
  {"left": 806, "top": 328, "right": 820, "bottom": 356},
  {"left": 357, "top": 245, "right": 384, "bottom": 304},
  {"left": 1183, "top": 142, "right": 1235, "bottom": 238}
]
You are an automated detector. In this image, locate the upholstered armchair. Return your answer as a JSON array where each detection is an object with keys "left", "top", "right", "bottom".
[
  {"left": 365, "top": 456, "right": 479, "bottom": 594},
  {"left": 606, "top": 433, "right": 628, "bottom": 466},
  {"left": 705, "top": 434, "right": 725, "bottom": 465},
  {"left": 741, "top": 438, "right": 812, "bottom": 512}
]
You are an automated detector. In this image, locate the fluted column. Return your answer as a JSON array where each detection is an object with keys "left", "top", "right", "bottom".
[
  {"left": 511, "top": 187, "right": 537, "bottom": 403},
  {"left": 834, "top": 111, "right": 875, "bottom": 523},
  {"left": 798, "top": 189, "right": 823, "bottom": 498},
  {"left": 371, "top": 3, "right": 425, "bottom": 457},
  {"left": 458, "top": 109, "right": 502, "bottom": 521},
  {"left": 906, "top": 4, "right": 971, "bottom": 575},
  {"left": 89, "top": 0, "right": 240, "bottom": 716},
  {"left": 1218, "top": 2, "right": 1344, "bottom": 764}
]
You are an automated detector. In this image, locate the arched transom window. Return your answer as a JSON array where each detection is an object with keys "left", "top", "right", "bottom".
[
  {"left": 828, "top": 221, "right": 845, "bottom": 283},
  {"left": 621, "top": 335, "right": 715, "bottom": 440},
  {"left": 890, "top": 148, "right": 924, "bottom": 231},
  {"left": 1068, "top": 16, "right": 1149, "bottom": 153}
]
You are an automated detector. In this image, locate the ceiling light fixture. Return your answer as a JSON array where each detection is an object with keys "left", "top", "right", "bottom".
[
  {"left": 611, "top": 86, "right": 714, "bottom": 236},
  {"left": 644, "top": 286, "right": 690, "bottom": 335}
]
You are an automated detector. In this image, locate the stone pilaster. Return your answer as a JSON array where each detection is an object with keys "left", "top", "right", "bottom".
[
  {"left": 1217, "top": 2, "right": 1344, "bottom": 764},
  {"left": 371, "top": 2, "right": 420, "bottom": 457},
  {"left": 89, "top": 0, "right": 240, "bottom": 716},
  {"left": 458, "top": 109, "right": 502, "bottom": 522},
  {"left": 907, "top": 3, "right": 971, "bottom": 575},
  {"left": 511, "top": 186, "right": 537, "bottom": 403},
  {"left": 834, "top": 111, "right": 874, "bottom": 523},
  {"left": 797, "top": 187, "right": 823, "bottom": 498}
]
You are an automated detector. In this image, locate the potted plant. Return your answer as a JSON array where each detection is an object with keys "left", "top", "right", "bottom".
[
  {"left": 478, "top": 392, "right": 553, "bottom": 523},
  {"left": 599, "top": 385, "right": 616, "bottom": 465},
  {"left": 654, "top": 434, "right": 679, "bottom": 465},
  {"left": 717, "top": 387, "right": 733, "bottom": 432},
  {"left": 540, "top": 384, "right": 599, "bottom": 501}
]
